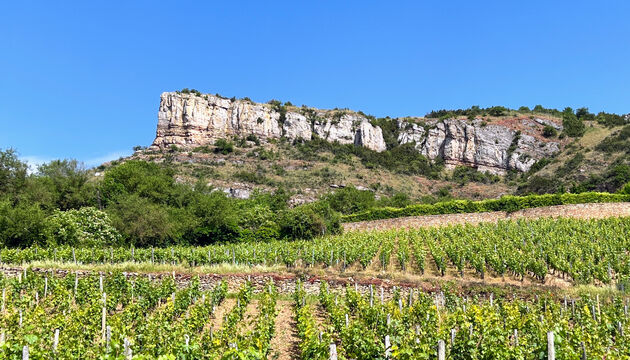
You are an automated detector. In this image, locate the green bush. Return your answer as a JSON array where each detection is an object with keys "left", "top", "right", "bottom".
[
  {"left": 342, "top": 192, "right": 630, "bottom": 222},
  {"left": 619, "top": 182, "right": 630, "bottom": 195},
  {"left": 595, "top": 125, "right": 630, "bottom": 154},
  {"left": 562, "top": 108, "right": 586, "bottom": 137},
  {"left": 596, "top": 112, "right": 627, "bottom": 127},
  {"left": 107, "top": 195, "right": 181, "bottom": 247},
  {"left": 214, "top": 139, "right": 234, "bottom": 154},
  {"left": 101, "top": 160, "right": 176, "bottom": 205},
  {"left": 542, "top": 125, "right": 557, "bottom": 138},
  {"left": 48, "top": 207, "right": 121, "bottom": 247},
  {"left": 279, "top": 201, "right": 341, "bottom": 240},
  {"left": 0, "top": 198, "right": 49, "bottom": 248},
  {"left": 323, "top": 186, "right": 375, "bottom": 215},
  {"left": 451, "top": 166, "right": 499, "bottom": 185}
]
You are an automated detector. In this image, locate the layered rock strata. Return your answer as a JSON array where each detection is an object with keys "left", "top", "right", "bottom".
[
  {"left": 151, "top": 91, "right": 560, "bottom": 174},
  {"left": 151, "top": 92, "right": 386, "bottom": 152}
]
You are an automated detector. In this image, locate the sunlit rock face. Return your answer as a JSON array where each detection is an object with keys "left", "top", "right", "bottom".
[
  {"left": 151, "top": 91, "right": 559, "bottom": 173},
  {"left": 397, "top": 118, "right": 559, "bottom": 174},
  {"left": 151, "top": 92, "right": 387, "bottom": 152}
]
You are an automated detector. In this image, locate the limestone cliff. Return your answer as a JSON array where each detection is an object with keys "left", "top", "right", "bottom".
[
  {"left": 396, "top": 118, "right": 559, "bottom": 174},
  {"left": 150, "top": 91, "right": 559, "bottom": 174},
  {"left": 151, "top": 92, "right": 387, "bottom": 152}
]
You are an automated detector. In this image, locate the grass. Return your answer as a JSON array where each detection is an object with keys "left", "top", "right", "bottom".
[{"left": 21, "top": 260, "right": 286, "bottom": 275}]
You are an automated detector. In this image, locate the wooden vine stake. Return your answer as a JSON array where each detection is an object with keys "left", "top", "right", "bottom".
[
  {"left": 437, "top": 340, "right": 445, "bottom": 360},
  {"left": 53, "top": 329, "right": 59, "bottom": 352},
  {"left": 580, "top": 341, "right": 586, "bottom": 360},
  {"left": 101, "top": 307, "right": 107, "bottom": 342},
  {"left": 547, "top": 332, "right": 555, "bottom": 360},
  {"left": 369, "top": 285, "right": 373, "bottom": 307},
  {"left": 384, "top": 335, "right": 391, "bottom": 359},
  {"left": 106, "top": 325, "right": 111, "bottom": 351},
  {"left": 329, "top": 343, "right": 338, "bottom": 360},
  {"left": 124, "top": 338, "right": 132, "bottom": 360}
]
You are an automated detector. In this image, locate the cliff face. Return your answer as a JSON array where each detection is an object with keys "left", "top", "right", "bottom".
[
  {"left": 151, "top": 92, "right": 560, "bottom": 174},
  {"left": 397, "top": 119, "right": 560, "bottom": 174},
  {"left": 151, "top": 92, "right": 387, "bottom": 152}
]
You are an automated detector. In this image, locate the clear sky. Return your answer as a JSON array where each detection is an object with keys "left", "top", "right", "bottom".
[{"left": 1, "top": 1, "right": 629, "bottom": 168}]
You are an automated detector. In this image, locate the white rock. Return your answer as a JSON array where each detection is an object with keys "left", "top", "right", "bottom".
[
  {"left": 283, "top": 112, "right": 312, "bottom": 140},
  {"left": 355, "top": 121, "right": 387, "bottom": 152},
  {"left": 151, "top": 92, "right": 386, "bottom": 152},
  {"left": 397, "top": 118, "right": 559, "bottom": 173}
]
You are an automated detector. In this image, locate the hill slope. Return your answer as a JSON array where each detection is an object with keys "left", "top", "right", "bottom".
[{"left": 121, "top": 90, "right": 629, "bottom": 204}]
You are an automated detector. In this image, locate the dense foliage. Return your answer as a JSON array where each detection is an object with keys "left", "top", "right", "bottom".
[
  {"left": 294, "top": 138, "right": 442, "bottom": 179},
  {"left": 0, "top": 149, "right": 340, "bottom": 248}
]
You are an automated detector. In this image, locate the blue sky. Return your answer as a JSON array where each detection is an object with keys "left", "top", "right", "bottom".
[{"left": 1, "top": 1, "right": 630, "bottom": 168}]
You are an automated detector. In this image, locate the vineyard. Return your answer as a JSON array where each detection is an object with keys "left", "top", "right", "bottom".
[
  {"left": 2, "top": 217, "right": 630, "bottom": 286},
  {"left": 0, "top": 270, "right": 629, "bottom": 359},
  {"left": 1, "top": 216, "right": 630, "bottom": 358},
  {"left": 0, "top": 270, "right": 281, "bottom": 359},
  {"left": 296, "top": 281, "right": 630, "bottom": 359}
]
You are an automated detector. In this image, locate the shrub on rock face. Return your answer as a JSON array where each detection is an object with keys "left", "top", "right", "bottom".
[
  {"left": 542, "top": 125, "right": 557, "bottom": 138},
  {"left": 214, "top": 139, "right": 234, "bottom": 154},
  {"left": 48, "top": 207, "right": 120, "bottom": 247}
]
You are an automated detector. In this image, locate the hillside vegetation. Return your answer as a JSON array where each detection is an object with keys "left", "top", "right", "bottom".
[{"left": 2, "top": 104, "right": 630, "bottom": 247}]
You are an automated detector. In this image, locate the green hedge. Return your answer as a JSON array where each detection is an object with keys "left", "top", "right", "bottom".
[{"left": 341, "top": 192, "right": 630, "bottom": 223}]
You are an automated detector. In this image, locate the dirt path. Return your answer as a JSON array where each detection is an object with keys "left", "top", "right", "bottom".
[
  {"left": 268, "top": 300, "right": 300, "bottom": 360},
  {"left": 240, "top": 299, "right": 260, "bottom": 334},
  {"left": 343, "top": 202, "right": 630, "bottom": 232},
  {"left": 206, "top": 298, "right": 236, "bottom": 331}
]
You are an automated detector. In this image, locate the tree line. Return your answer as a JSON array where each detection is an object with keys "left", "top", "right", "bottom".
[{"left": 0, "top": 149, "right": 348, "bottom": 248}]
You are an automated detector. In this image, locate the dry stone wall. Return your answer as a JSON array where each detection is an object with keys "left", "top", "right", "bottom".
[{"left": 343, "top": 202, "right": 630, "bottom": 232}]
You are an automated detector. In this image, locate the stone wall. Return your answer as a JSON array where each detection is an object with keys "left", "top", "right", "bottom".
[{"left": 343, "top": 202, "right": 630, "bottom": 232}]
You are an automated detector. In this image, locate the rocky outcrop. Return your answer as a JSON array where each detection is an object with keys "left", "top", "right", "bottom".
[
  {"left": 151, "top": 91, "right": 559, "bottom": 174},
  {"left": 534, "top": 117, "right": 563, "bottom": 131},
  {"left": 397, "top": 119, "right": 559, "bottom": 174},
  {"left": 151, "top": 92, "right": 386, "bottom": 152}
]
